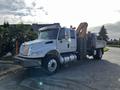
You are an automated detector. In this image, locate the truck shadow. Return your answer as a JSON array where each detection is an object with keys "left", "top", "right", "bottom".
[
  {"left": 23, "top": 59, "right": 120, "bottom": 79},
  {"left": 19, "top": 59, "right": 120, "bottom": 90}
]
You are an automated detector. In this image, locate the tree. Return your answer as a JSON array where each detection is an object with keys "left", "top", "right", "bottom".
[
  {"left": 0, "top": 22, "right": 10, "bottom": 56},
  {"left": 119, "top": 38, "right": 120, "bottom": 45},
  {"left": 98, "top": 25, "right": 109, "bottom": 41},
  {"left": 0, "top": 22, "right": 38, "bottom": 57},
  {"left": 11, "top": 23, "right": 37, "bottom": 54},
  {"left": 3, "top": 21, "right": 9, "bottom": 28}
]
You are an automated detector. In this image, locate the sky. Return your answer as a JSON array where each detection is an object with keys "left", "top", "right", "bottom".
[{"left": 0, "top": 0, "right": 120, "bottom": 28}]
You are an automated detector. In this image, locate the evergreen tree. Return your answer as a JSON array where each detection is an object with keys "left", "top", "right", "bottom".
[
  {"left": 98, "top": 25, "right": 109, "bottom": 41},
  {"left": 3, "top": 21, "right": 9, "bottom": 28},
  {"left": 0, "top": 22, "right": 37, "bottom": 57},
  {"left": 119, "top": 38, "right": 120, "bottom": 45}
]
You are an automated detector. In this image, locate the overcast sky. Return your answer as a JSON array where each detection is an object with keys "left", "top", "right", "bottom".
[{"left": 0, "top": 0, "right": 120, "bottom": 28}]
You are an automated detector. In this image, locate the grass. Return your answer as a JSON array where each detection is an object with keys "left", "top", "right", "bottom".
[{"left": 104, "top": 47, "right": 109, "bottom": 52}]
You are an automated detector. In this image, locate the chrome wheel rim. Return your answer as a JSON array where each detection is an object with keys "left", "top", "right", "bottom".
[{"left": 48, "top": 59, "right": 57, "bottom": 72}]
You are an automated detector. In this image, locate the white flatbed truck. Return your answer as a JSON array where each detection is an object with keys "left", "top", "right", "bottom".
[{"left": 15, "top": 22, "right": 106, "bottom": 74}]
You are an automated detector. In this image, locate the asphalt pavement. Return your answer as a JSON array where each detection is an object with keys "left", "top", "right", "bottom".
[{"left": 0, "top": 47, "right": 120, "bottom": 90}]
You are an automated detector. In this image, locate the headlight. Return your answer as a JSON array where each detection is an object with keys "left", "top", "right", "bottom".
[{"left": 23, "top": 45, "right": 29, "bottom": 56}]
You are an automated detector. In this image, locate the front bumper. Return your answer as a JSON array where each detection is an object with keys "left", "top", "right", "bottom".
[{"left": 14, "top": 55, "right": 42, "bottom": 68}]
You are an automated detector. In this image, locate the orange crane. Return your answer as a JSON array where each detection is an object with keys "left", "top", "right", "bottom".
[
  {"left": 76, "top": 22, "right": 88, "bottom": 59},
  {"left": 76, "top": 22, "right": 88, "bottom": 38}
]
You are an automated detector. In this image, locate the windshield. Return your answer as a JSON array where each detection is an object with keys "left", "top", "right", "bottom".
[{"left": 38, "top": 28, "right": 59, "bottom": 39}]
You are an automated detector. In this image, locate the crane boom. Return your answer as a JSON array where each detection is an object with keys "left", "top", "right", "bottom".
[
  {"left": 76, "top": 22, "right": 88, "bottom": 38},
  {"left": 76, "top": 22, "right": 88, "bottom": 59}
]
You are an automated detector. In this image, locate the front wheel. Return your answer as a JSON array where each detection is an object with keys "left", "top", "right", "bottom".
[
  {"left": 93, "top": 49, "right": 103, "bottom": 60},
  {"left": 42, "top": 55, "right": 60, "bottom": 75}
]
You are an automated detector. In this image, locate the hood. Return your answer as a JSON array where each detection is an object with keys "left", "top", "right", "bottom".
[
  {"left": 20, "top": 39, "right": 56, "bottom": 57},
  {"left": 23, "top": 39, "right": 55, "bottom": 46},
  {"left": 20, "top": 39, "right": 56, "bottom": 56}
]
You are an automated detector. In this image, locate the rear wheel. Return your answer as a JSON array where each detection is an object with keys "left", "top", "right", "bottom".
[
  {"left": 93, "top": 49, "right": 103, "bottom": 60},
  {"left": 42, "top": 55, "right": 60, "bottom": 75}
]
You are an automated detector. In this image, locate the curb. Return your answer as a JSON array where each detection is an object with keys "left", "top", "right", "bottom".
[
  {"left": 0, "top": 65, "right": 23, "bottom": 80},
  {"left": 0, "top": 60, "right": 14, "bottom": 64}
]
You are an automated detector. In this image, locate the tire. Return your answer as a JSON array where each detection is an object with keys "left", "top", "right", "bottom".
[
  {"left": 42, "top": 55, "right": 60, "bottom": 75},
  {"left": 93, "top": 49, "right": 103, "bottom": 60}
]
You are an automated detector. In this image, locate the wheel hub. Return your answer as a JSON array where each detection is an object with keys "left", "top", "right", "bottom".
[{"left": 48, "top": 59, "right": 57, "bottom": 72}]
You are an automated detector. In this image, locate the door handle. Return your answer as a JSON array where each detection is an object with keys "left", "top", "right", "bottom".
[{"left": 67, "top": 44, "right": 70, "bottom": 48}]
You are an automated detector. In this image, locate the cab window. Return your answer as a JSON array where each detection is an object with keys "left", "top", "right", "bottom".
[
  {"left": 58, "top": 28, "right": 65, "bottom": 40},
  {"left": 70, "top": 30, "right": 75, "bottom": 39}
]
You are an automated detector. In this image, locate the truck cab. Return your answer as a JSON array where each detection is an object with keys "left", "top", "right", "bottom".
[{"left": 18, "top": 25, "right": 76, "bottom": 58}]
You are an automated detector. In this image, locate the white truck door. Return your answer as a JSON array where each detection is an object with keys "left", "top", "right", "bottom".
[
  {"left": 57, "top": 28, "right": 76, "bottom": 53},
  {"left": 57, "top": 28, "right": 70, "bottom": 53}
]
